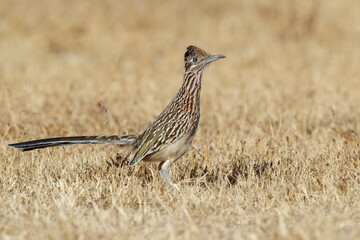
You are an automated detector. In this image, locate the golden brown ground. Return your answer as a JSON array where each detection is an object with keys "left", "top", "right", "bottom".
[{"left": 1, "top": 0, "right": 359, "bottom": 239}]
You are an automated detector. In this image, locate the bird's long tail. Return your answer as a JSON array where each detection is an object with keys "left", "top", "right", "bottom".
[{"left": 9, "top": 134, "right": 138, "bottom": 152}]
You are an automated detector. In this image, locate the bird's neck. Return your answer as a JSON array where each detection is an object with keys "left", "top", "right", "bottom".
[
  {"left": 172, "top": 70, "right": 203, "bottom": 116},
  {"left": 180, "top": 70, "right": 203, "bottom": 96}
]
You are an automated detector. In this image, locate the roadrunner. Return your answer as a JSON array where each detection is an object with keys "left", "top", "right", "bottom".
[{"left": 9, "top": 46, "right": 225, "bottom": 185}]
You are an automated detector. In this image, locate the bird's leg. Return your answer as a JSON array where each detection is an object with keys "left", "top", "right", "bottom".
[
  {"left": 159, "top": 160, "right": 173, "bottom": 183},
  {"left": 159, "top": 160, "right": 179, "bottom": 190}
]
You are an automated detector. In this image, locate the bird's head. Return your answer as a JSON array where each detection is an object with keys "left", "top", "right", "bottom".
[{"left": 184, "top": 46, "right": 225, "bottom": 72}]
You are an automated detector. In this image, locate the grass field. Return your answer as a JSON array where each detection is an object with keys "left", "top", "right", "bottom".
[{"left": 1, "top": 0, "right": 360, "bottom": 239}]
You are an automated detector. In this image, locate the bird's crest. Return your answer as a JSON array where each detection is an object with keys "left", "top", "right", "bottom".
[{"left": 184, "top": 46, "right": 209, "bottom": 62}]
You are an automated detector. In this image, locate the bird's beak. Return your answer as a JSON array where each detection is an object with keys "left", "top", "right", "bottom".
[{"left": 205, "top": 54, "right": 226, "bottom": 64}]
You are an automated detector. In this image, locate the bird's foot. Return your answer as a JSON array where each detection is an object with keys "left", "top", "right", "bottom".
[{"left": 159, "top": 168, "right": 180, "bottom": 191}]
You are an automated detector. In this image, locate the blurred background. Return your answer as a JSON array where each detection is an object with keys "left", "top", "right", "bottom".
[{"left": 1, "top": 0, "right": 359, "bottom": 144}]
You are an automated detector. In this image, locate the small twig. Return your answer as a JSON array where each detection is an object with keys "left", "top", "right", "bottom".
[
  {"left": 191, "top": 145, "right": 206, "bottom": 161},
  {"left": 98, "top": 101, "right": 110, "bottom": 131}
]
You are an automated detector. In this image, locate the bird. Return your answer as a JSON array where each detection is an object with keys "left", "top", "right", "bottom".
[{"left": 9, "top": 45, "right": 226, "bottom": 186}]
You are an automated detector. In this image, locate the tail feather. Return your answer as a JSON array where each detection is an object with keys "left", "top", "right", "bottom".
[{"left": 9, "top": 134, "right": 138, "bottom": 152}]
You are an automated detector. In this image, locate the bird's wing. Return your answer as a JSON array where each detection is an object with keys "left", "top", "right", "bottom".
[
  {"left": 128, "top": 129, "right": 162, "bottom": 166},
  {"left": 128, "top": 116, "right": 191, "bottom": 166}
]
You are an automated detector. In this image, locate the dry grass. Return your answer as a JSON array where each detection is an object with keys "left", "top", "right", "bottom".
[{"left": 1, "top": 0, "right": 360, "bottom": 239}]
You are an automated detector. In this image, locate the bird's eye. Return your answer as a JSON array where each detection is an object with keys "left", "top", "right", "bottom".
[{"left": 189, "top": 58, "right": 198, "bottom": 63}]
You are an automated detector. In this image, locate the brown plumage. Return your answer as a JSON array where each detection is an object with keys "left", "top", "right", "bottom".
[{"left": 9, "top": 45, "right": 226, "bottom": 185}]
